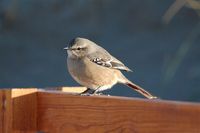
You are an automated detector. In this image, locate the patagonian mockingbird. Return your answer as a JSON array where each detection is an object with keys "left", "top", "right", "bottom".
[{"left": 64, "top": 37, "right": 157, "bottom": 99}]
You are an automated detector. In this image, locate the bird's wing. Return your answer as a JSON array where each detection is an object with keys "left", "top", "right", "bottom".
[{"left": 87, "top": 50, "right": 132, "bottom": 72}]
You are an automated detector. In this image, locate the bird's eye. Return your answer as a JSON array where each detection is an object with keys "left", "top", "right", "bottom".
[{"left": 77, "top": 47, "right": 81, "bottom": 50}]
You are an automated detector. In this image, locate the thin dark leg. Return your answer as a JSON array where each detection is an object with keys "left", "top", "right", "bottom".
[
  {"left": 79, "top": 87, "right": 104, "bottom": 96},
  {"left": 93, "top": 87, "right": 103, "bottom": 95},
  {"left": 79, "top": 88, "right": 95, "bottom": 96}
]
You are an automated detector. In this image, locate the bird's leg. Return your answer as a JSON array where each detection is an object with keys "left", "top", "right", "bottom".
[
  {"left": 79, "top": 87, "right": 107, "bottom": 96},
  {"left": 79, "top": 88, "right": 95, "bottom": 96},
  {"left": 94, "top": 87, "right": 111, "bottom": 96},
  {"left": 93, "top": 87, "right": 103, "bottom": 95}
]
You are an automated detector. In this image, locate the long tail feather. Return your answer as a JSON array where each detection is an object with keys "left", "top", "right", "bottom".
[{"left": 125, "top": 81, "right": 157, "bottom": 99}]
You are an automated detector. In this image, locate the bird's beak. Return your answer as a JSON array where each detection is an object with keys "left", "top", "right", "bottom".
[{"left": 64, "top": 47, "right": 69, "bottom": 50}]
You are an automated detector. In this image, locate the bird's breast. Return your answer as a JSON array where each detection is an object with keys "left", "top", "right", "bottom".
[{"left": 67, "top": 57, "right": 119, "bottom": 89}]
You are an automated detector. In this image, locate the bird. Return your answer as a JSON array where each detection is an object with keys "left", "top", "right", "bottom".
[{"left": 64, "top": 37, "right": 157, "bottom": 99}]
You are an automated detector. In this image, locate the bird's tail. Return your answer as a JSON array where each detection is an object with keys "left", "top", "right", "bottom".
[
  {"left": 117, "top": 72, "right": 157, "bottom": 99},
  {"left": 124, "top": 79, "right": 157, "bottom": 99}
]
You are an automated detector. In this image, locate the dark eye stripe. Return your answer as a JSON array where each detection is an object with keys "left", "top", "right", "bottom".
[{"left": 76, "top": 47, "right": 87, "bottom": 50}]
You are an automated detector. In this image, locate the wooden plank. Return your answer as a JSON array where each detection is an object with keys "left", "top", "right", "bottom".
[
  {"left": 1, "top": 87, "right": 85, "bottom": 133},
  {"left": 0, "top": 90, "right": 4, "bottom": 133},
  {"left": 37, "top": 91, "right": 200, "bottom": 133},
  {"left": 11, "top": 89, "right": 38, "bottom": 133},
  {"left": 0, "top": 89, "right": 38, "bottom": 133},
  {"left": 45, "top": 86, "right": 87, "bottom": 93},
  {"left": 1, "top": 88, "right": 200, "bottom": 133},
  {"left": 0, "top": 89, "right": 12, "bottom": 133}
]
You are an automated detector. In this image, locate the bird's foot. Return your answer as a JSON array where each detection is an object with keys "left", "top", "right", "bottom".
[
  {"left": 149, "top": 96, "right": 159, "bottom": 99},
  {"left": 78, "top": 88, "right": 110, "bottom": 96},
  {"left": 93, "top": 92, "right": 103, "bottom": 95},
  {"left": 79, "top": 93, "right": 93, "bottom": 96},
  {"left": 79, "top": 92, "right": 103, "bottom": 96},
  {"left": 78, "top": 88, "right": 95, "bottom": 96}
]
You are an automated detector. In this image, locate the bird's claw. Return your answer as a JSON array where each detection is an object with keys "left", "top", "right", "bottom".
[{"left": 149, "top": 96, "right": 159, "bottom": 99}]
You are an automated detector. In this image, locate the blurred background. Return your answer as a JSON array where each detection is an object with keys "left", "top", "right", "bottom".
[{"left": 0, "top": 0, "right": 200, "bottom": 102}]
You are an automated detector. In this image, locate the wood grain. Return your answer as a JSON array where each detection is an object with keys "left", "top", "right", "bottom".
[
  {"left": 37, "top": 92, "right": 200, "bottom": 133},
  {"left": 1, "top": 88, "right": 200, "bottom": 133},
  {"left": 12, "top": 89, "right": 38, "bottom": 133},
  {"left": 0, "top": 89, "right": 38, "bottom": 133},
  {"left": 0, "top": 90, "right": 4, "bottom": 133},
  {"left": 0, "top": 90, "right": 12, "bottom": 133}
]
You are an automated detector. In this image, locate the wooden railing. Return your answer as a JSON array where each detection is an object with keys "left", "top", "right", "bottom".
[{"left": 0, "top": 88, "right": 200, "bottom": 133}]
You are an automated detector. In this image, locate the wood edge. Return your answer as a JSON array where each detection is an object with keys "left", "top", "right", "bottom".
[
  {"left": 42, "top": 86, "right": 87, "bottom": 93},
  {"left": 1, "top": 88, "right": 200, "bottom": 107},
  {"left": 11, "top": 88, "right": 38, "bottom": 98},
  {"left": 37, "top": 90, "right": 200, "bottom": 107}
]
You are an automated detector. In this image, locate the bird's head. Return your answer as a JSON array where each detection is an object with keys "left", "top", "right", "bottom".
[{"left": 64, "top": 37, "right": 94, "bottom": 58}]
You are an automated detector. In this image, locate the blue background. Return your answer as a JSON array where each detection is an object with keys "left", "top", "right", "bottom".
[{"left": 0, "top": 0, "right": 200, "bottom": 101}]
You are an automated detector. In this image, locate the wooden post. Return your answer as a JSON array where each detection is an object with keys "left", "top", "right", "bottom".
[
  {"left": 0, "top": 89, "right": 38, "bottom": 133},
  {"left": 0, "top": 90, "right": 12, "bottom": 133},
  {"left": 37, "top": 91, "right": 200, "bottom": 133},
  {"left": 0, "top": 88, "right": 200, "bottom": 133},
  {"left": 12, "top": 89, "right": 38, "bottom": 133}
]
